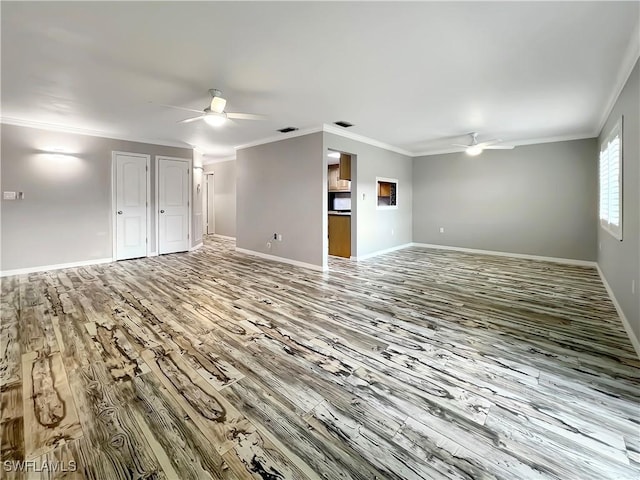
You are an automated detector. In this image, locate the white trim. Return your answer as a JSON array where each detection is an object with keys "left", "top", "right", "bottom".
[
  {"left": 235, "top": 126, "right": 323, "bottom": 151},
  {"left": 155, "top": 156, "right": 193, "bottom": 255},
  {"left": 235, "top": 247, "right": 327, "bottom": 272},
  {"left": 599, "top": 117, "right": 623, "bottom": 241},
  {"left": 412, "top": 133, "right": 596, "bottom": 157},
  {"left": 202, "top": 155, "right": 236, "bottom": 165},
  {"left": 376, "top": 176, "right": 399, "bottom": 210},
  {"left": 353, "top": 243, "right": 413, "bottom": 261},
  {"left": 596, "top": 265, "right": 640, "bottom": 360},
  {"left": 410, "top": 243, "right": 597, "bottom": 267},
  {"left": 1, "top": 117, "right": 192, "bottom": 150},
  {"left": 111, "top": 151, "right": 152, "bottom": 261},
  {"left": 189, "top": 243, "right": 203, "bottom": 252},
  {"left": 597, "top": 21, "right": 640, "bottom": 135},
  {"left": 212, "top": 234, "right": 236, "bottom": 241},
  {"left": 1, "top": 258, "right": 113, "bottom": 277},
  {"left": 322, "top": 124, "right": 413, "bottom": 156}
]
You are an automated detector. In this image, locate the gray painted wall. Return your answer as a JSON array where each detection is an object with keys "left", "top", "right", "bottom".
[
  {"left": 236, "top": 133, "right": 324, "bottom": 267},
  {"left": 1, "top": 123, "right": 193, "bottom": 271},
  {"left": 412, "top": 139, "right": 598, "bottom": 261},
  {"left": 203, "top": 160, "right": 237, "bottom": 238},
  {"left": 598, "top": 59, "right": 639, "bottom": 341},
  {"left": 323, "top": 133, "right": 413, "bottom": 258}
]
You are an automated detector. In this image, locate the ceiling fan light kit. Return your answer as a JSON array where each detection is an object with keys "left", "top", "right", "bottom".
[
  {"left": 466, "top": 145, "right": 483, "bottom": 156},
  {"left": 166, "top": 88, "right": 262, "bottom": 127},
  {"left": 453, "top": 132, "right": 515, "bottom": 156},
  {"left": 203, "top": 111, "right": 227, "bottom": 127}
]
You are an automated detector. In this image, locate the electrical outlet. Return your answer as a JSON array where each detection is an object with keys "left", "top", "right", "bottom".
[
  {"left": 278, "top": 234, "right": 283, "bottom": 241},
  {"left": 3, "top": 191, "right": 16, "bottom": 200},
  {"left": 273, "top": 233, "right": 277, "bottom": 240},
  {"left": 439, "top": 227, "right": 444, "bottom": 233}
]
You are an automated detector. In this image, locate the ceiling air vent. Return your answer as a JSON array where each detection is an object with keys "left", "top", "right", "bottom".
[
  {"left": 277, "top": 127, "right": 299, "bottom": 133},
  {"left": 333, "top": 121, "right": 354, "bottom": 128}
]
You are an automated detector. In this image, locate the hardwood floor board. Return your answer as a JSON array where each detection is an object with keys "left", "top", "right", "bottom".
[
  {"left": 221, "top": 378, "right": 388, "bottom": 480},
  {"left": 21, "top": 351, "right": 83, "bottom": 460},
  {"left": 2, "top": 236, "right": 638, "bottom": 479},
  {"left": 483, "top": 404, "right": 638, "bottom": 479},
  {"left": 1, "top": 417, "right": 25, "bottom": 480},
  {"left": 138, "top": 345, "right": 306, "bottom": 480},
  {"left": 1, "top": 320, "right": 22, "bottom": 389},
  {"left": 129, "top": 374, "right": 239, "bottom": 480},
  {"left": 307, "top": 400, "right": 470, "bottom": 480},
  {"left": 393, "top": 416, "right": 550, "bottom": 480}
]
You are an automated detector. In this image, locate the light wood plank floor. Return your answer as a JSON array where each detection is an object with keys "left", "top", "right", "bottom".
[{"left": 1, "top": 236, "right": 638, "bottom": 479}]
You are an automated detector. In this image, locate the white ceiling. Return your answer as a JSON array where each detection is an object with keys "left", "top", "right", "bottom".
[{"left": 2, "top": 2, "right": 638, "bottom": 160}]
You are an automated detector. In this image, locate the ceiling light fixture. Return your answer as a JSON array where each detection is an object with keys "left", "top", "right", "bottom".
[
  {"left": 203, "top": 112, "right": 227, "bottom": 127},
  {"left": 327, "top": 151, "right": 340, "bottom": 158},
  {"left": 466, "top": 145, "right": 483, "bottom": 156}
]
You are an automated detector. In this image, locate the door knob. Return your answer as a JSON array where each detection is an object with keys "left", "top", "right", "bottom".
[
  {"left": 160, "top": 209, "right": 165, "bottom": 213},
  {"left": 117, "top": 211, "right": 123, "bottom": 215}
]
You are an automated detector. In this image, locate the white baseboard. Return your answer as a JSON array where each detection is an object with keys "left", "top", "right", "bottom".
[
  {"left": 189, "top": 243, "right": 203, "bottom": 252},
  {"left": 148, "top": 251, "right": 158, "bottom": 257},
  {"left": 212, "top": 234, "right": 236, "bottom": 241},
  {"left": 596, "top": 265, "right": 640, "bottom": 360},
  {"left": 354, "top": 243, "right": 413, "bottom": 261},
  {"left": 235, "top": 247, "right": 326, "bottom": 272},
  {"left": 410, "top": 243, "right": 597, "bottom": 267},
  {"left": 0, "top": 257, "right": 113, "bottom": 277}
]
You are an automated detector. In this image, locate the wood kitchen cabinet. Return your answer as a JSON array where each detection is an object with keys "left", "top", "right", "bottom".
[
  {"left": 328, "top": 214, "right": 351, "bottom": 258},
  {"left": 328, "top": 164, "right": 350, "bottom": 191},
  {"left": 339, "top": 153, "right": 351, "bottom": 180}
]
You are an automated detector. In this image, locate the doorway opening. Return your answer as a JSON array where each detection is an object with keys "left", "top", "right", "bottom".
[
  {"left": 326, "top": 149, "right": 355, "bottom": 264},
  {"left": 204, "top": 173, "right": 215, "bottom": 235}
]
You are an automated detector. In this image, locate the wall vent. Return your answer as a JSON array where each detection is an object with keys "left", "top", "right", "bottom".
[
  {"left": 277, "top": 127, "right": 299, "bottom": 133},
  {"left": 333, "top": 121, "right": 354, "bottom": 128}
]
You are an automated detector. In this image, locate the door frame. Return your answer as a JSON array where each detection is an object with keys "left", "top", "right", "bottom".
[
  {"left": 155, "top": 155, "right": 192, "bottom": 255},
  {"left": 205, "top": 173, "right": 215, "bottom": 235},
  {"left": 111, "top": 151, "right": 151, "bottom": 261}
]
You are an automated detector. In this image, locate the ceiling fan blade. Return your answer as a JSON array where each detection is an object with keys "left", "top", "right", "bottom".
[
  {"left": 476, "top": 139, "right": 501, "bottom": 148},
  {"left": 484, "top": 145, "right": 514, "bottom": 150},
  {"left": 156, "top": 103, "right": 203, "bottom": 114},
  {"left": 210, "top": 96, "right": 227, "bottom": 114},
  {"left": 226, "top": 112, "right": 265, "bottom": 120},
  {"left": 178, "top": 115, "right": 205, "bottom": 124},
  {"left": 451, "top": 143, "right": 470, "bottom": 148}
]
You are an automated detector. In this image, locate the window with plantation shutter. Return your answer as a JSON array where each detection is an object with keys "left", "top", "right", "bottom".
[{"left": 599, "top": 118, "right": 622, "bottom": 240}]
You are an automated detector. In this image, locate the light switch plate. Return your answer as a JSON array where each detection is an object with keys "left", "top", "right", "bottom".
[{"left": 3, "top": 191, "right": 16, "bottom": 200}]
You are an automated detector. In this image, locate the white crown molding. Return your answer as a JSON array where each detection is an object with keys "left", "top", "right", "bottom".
[
  {"left": 596, "top": 20, "right": 640, "bottom": 136},
  {"left": 0, "top": 116, "right": 193, "bottom": 151},
  {"left": 321, "top": 124, "right": 413, "bottom": 157},
  {"left": 202, "top": 155, "right": 236, "bottom": 165},
  {"left": 234, "top": 126, "right": 324, "bottom": 151},
  {"left": 412, "top": 133, "right": 596, "bottom": 157}
]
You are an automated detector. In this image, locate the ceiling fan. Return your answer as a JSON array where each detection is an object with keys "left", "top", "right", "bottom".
[
  {"left": 452, "top": 133, "right": 514, "bottom": 156},
  {"left": 160, "top": 89, "right": 263, "bottom": 127}
]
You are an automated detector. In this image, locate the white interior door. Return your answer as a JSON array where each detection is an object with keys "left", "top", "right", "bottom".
[
  {"left": 207, "top": 174, "right": 215, "bottom": 235},
  {"left": 115, "top": 153, "right": 148, "bottom": 260},
  {"left": 158, "top": 158, "right": 189, "bottom": 254}
]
